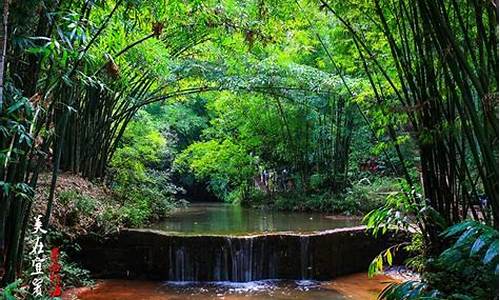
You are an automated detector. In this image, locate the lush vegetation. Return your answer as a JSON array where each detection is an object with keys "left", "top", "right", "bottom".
[
  {"left": 379, "top": 221, "right": 498, "bottom": 299},
  {"left": 0, "top": 0, "right": 497, "bottom": 299}
]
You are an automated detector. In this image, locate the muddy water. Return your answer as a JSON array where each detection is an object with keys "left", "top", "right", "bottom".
[
  {"left": 148, "top": 202, "right": 360, "bottom": 236},
  {"left": 68, "top": 273, "right": 394, "bottom": 300}
]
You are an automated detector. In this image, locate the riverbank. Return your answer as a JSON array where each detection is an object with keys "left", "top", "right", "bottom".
[{"left": 32, "top": 173, "right": 120, "bottom": 238}]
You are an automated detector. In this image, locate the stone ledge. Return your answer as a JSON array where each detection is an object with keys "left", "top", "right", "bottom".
[{"left": 73, "top": 227, "right": 407, "bottom": 282}]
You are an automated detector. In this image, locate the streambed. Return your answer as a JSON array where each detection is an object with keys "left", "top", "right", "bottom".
[{"left": 66, "top": 273, "right": 395, "bottom": 300}]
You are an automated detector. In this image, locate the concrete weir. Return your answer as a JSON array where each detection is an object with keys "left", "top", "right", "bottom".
[{"left": 74, "top": 226, "right": 400, "bottom": 282}]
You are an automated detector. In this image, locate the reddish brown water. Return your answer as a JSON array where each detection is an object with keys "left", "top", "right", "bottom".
[{"left": 65, "top": 273, "right": 394, "bottom": 300}]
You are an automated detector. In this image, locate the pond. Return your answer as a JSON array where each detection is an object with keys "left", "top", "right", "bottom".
[{"left": 147, "top": 202, "right": 360, "bottom": 236}]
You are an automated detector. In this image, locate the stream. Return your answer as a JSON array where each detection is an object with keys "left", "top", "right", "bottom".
[{"left": 73, "top": 202, "right": 398, "bottom": 299}]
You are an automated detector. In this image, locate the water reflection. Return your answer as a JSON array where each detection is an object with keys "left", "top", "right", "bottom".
[{"left": 148, "top": 202, "right": 360, "bottom": 235}]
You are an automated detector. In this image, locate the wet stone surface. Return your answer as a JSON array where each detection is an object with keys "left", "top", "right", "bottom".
[{"left": 74, "top": 226, "right": 399, "bottom": 281}]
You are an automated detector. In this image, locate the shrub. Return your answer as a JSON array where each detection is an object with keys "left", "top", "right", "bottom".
[
  {"left": 110, "top": 115, "right": 182, "bottom": 226},
  {"left": 58, "top": 251, "right": 94, "bottom": 288},
  {"left": 0, "top": 280, "right": 25, "bottom": 300},
  {"left": 379, "top": 221, "right": 499, "bottom": 300},
  {"left": 175, "top": 139, "right": 255, "bottom": 202},
  {"left": 272, "top": 192, "right": 359, "bottom": 214},
  {"left": 74, "top": 195, "right": 97, "bottom": 216},
  {"left": 113, "top": 173, "right": 179, "bottom": 227},
  {"left": 263, "top": 177, "right": 400, "bottom": 214},
  {"left": 344, "top": 177, "right": 400, "bottom": 214}
]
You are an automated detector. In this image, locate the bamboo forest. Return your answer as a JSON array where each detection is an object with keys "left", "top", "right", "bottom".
[{"left": 0, "top": 0, "right": 498, "bottom": 299}]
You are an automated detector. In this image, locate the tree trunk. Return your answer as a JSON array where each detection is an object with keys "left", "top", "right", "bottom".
[{"left": 0, "top": 0, "right": 10, "bottom": 111}]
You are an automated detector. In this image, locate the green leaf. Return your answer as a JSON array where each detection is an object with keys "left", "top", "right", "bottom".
[
  {"left": 454, "top": 226, "right": 478, "bottom": 247},
  {"left": 449, "top": 294, "right": 474, "bottom": 300},
  {"left": 470, "top": 233, "right": 490, "bottom": 256},
  {"left": 483, "top": 240, "right": 499, "bottom": 264},
  {"left": 442, "top": 221, "right": 474, "bottom": 238},
  {"left": 0, "top": 181, "right": 10, "bottom": 195},
  {"left": 439, "top": 248, "right": 462, "bottom": 264},
  {"left": 6, "top": 100, "right": 25, "bottom": 114},
  {"left": 385, "top": 248, "right": 393, "bottom": 265}
]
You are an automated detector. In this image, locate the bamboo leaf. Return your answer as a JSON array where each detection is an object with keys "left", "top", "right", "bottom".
[
  {"left": 455, "top": 227, "right": 478, "bottom": 247},
  {"left": 470, "top": 233, "right": 490, "bottom": 256},
  {"left": 483, "top": 241, "right": 499, "bottom": 264},
  {"left": 442, "top": 221, "right": 474, "bottom": 238},
  {"left": 6, "top": 100, "right": 25, "bottom": 114},
  {"left": 385, "top": 248, "right": 393, "bottom": 266}
]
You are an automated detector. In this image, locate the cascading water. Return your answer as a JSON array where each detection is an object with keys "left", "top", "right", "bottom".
[
  {"left": 165, "top": 236, "right": 284, "bottom": 282},
  {"left": 75, "top": 226, "right": 400, "bottom": 283},
  {"left": 300, "top": 236, "right": 312, "bottom": 280},
  {"left": 174, "top": 247, "right": 187, "bottom": 281}
]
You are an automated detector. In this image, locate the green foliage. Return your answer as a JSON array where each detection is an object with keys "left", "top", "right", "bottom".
[
  {"left": 378, "top": 221, "right": 499, "bottom": 300},
  {"left": 271, "top": 192, "right": 359, "bottom": 213},
  {"left": 0, "top": 280, "right": 25, "bottom": 300},
  {"left": 160, "top": 99, "right": 208, "bottom": 150},
  {"left": 404, "top": 233, "right": 426, "bottom": 273},
  {"left": 441, "top": 221, "right": 498, "bottom": 271},
  {"left": 175, "top": 138, "right": 254, "bottom": 202},
  {"left": 1, "top": 0, "right": 497, "bottom": 291},
  {"left": 74, "top": 196, "right": 97, "bottom": 216},
  {"left": 378, "top": 281, "right": 438, "bottom": 300},
  {"left": 368, "top": 243, "right": 407, "bottom": 278},
  {"left": 364, "top": 182, "right": 443, "bottom": 278},
  {"left": 363, "top": 178, "right": 444, "bottom": 237},
  {"left": 59, "top": 190, "right": 97, "bottom": 217},
  {"left": 344, "top": 177, "right": 399, "bottom": 214},
  {"left": 58, "top": 251, "right": 94, "bottom": 288},
  {"left": 266, "top": 181, "right": 389, "bottom": 215},
  {"left": 110, "top": 111, "right": 181, "bottom": 226}
]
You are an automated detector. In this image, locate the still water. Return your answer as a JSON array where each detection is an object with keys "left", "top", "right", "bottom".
[{"left": 148, "top": 202, "right": 360, "bottom": 236}]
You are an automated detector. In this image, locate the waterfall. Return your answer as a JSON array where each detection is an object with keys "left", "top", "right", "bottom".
[
  {"left": 175, "top": 247, "right": 186, "bottom": 281},
  {"left": 248, "top": 238, "right": 253, "bottom": 281},
  {"left": 165, "top": 236, "right": 268, "bottom": 281},
  {"left": 225, "top": 238, "right": 255, "bottom": 281},
  {"left": 76, "top": 227, "right": 396, "bottom": 282},
  {"left": 300, "top": 236, "right": 312, "bottom": 279}
]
